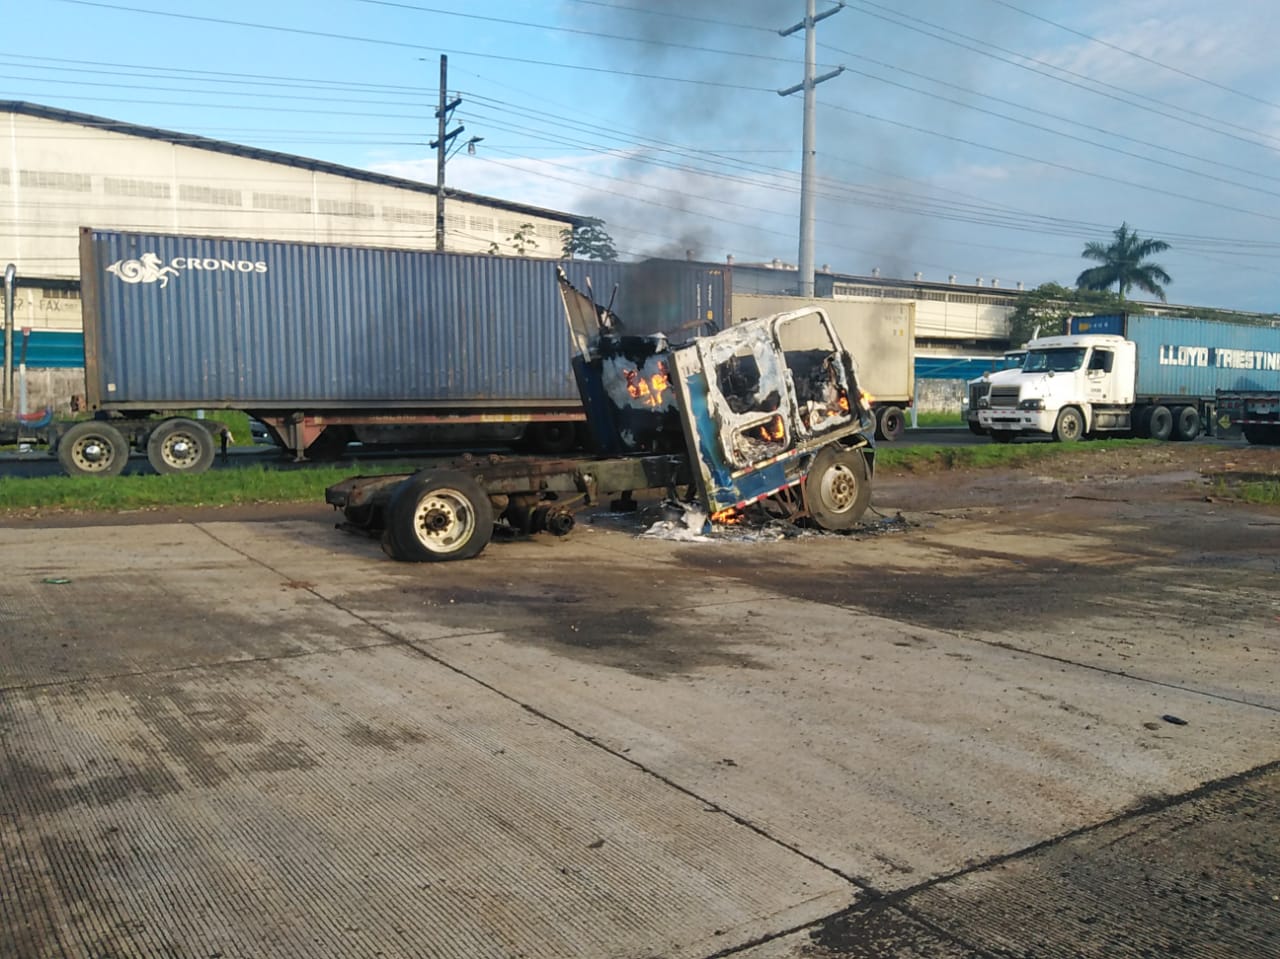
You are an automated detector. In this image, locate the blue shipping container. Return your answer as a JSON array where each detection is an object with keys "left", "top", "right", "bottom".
[
  {"left": 79, "top": 229, "right": 727, "bottom": 410},
  {"left": 1067, "top": 313, "right": 1280, "bottom": 397}
]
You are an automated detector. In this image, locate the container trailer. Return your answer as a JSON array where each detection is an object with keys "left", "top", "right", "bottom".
[
  {"left": 975, "top": 312, "right": 1280, "bottom": 442},
  {"left": 50, "top": 228, "right": 725, "bottom": 476}
]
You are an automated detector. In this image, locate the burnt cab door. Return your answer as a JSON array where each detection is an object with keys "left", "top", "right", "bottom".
[{"left": 670, "top": 307, "right": 864, "bottom": 514}]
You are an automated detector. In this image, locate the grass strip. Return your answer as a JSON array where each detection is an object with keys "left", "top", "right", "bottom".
[
  {"left": 875, "top": 438, "right": 1151, "bottom": 472},
  {"left": 0, "top": 463, "right": 413, "bottom": 514}
]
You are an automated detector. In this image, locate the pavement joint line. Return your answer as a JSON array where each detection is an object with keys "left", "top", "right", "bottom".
[
  {"left": 967, "top": 634, "right": 1280, "bottom": 715},
  {"left": 185, "top": 524, "right": 883, "bottom": 895},
  {"left": 706, "top": 758, "right": 1280, "bottom": 959}
]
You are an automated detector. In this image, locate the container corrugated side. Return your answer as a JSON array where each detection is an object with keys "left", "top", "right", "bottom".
[
  {"left": 1126, "top": 314, "right": 1280, "bottom": 398},
  {"left": 79, "top": 230, "right": 728, "bottom": 410}
]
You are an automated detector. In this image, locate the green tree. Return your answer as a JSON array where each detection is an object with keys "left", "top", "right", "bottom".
[
  {"left": 487, "top": 222, "right": 541, "bottom": 257},
  {"left": 1008, "top": 282, "right": 1126, "bottom": 346},
  {"left": 1076, "top": 223, "right": 1172, "bottom": 301},
  {"left": 560, "top": 217, "right": 618, "bottom": 262}
]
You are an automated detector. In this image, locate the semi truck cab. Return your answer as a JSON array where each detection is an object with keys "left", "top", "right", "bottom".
[{"left": 977, "top": 334, "right": 1137, "bottom": 441}]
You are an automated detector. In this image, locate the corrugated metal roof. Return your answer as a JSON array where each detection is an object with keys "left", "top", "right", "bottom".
[{"left": 2, "top": 100, "right": 586, "bottom": 227}]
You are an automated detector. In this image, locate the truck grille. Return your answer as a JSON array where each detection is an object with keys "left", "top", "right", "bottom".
[
  {"left": 989, "top": 386, "right": 1020, "bottom": 408},
  {"left": 969, "top": 383, "right": 988, "bottom": 410}
]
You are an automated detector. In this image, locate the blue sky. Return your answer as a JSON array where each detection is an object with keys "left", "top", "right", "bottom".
[{"left": 6, "top": 0, "right": 1279, "bottom": 313}]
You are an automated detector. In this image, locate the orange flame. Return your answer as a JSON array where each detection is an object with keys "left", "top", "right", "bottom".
[
  {"left": 756, "top": 414, "right": 785, "bottom": 442},
  {"left": 624, "top": 362, "right": 671, "bottom": 407},
  {"left": 711, "top": 507, "right": 743, "bottom": 525}
]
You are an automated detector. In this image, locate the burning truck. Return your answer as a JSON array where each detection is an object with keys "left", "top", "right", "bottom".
[{"left": 325, "top": 269, "right": 878, "bottom": 561}]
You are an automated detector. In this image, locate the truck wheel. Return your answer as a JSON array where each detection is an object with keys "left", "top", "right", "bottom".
[
  {"left": 1171, "top": 405, "right": 1201, "bottom": 442},
  {"left": 875, "top": 406, "right": 905, "bottom": 443},
  {"left": 967, "top": 421, "right": 988, "bottom": 436},
  {"left": 1134, "top": 406, "right": 1154, "bottom": 438},
  {"left": 803, "top": 445, "right": 872, "bottom": 531},
  {"left": 990, "top": 430, "right": 1015, "bottom": 444},
  {"left": 56, "top": 421, "right": 130, "bottom": 477},
  {"left": 1053, "top": 407, "right": 1085, "bottom": 443},
  {"left": 384, "top": 470, "right": 495, "bottom": 562},
  {"left": 1243, "top": 425, "right": 1280, "bottom": 446},
  {"left": 1148, "top": 405, "right": 1173, "bottom": 441},
  {"left": 146, "top": 418, "right": 216, "bottom": 475}
]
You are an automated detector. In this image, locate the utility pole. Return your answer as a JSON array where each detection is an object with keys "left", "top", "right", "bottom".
[
  {"left": 431, "top": 55, "right": 464, "bottom": 252},
  {"left": 779, "top": 1, "right": 844, "bottom": 297}
]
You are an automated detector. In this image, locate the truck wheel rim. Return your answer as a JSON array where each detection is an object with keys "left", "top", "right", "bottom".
[
  {"left": 72, "top": 437, "right": 113, "bottom": 471},
  {"left": 818, "top": 463, "right": 858, "bottom": 514},
  {"left": 412, "top": 490, "right": 476, "bottom": 553},
  {"left": 161, "top": 433, "right": 199, "bottom": 467}
]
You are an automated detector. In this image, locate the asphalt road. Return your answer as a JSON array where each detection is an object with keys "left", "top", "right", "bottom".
[{"left": 1, "top": 458, "right": 1276, "bottom": 957}]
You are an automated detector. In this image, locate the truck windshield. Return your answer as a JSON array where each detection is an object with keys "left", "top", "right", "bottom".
[{"left": 1024, "top": 348, "right": 1086, "bottom": 373}]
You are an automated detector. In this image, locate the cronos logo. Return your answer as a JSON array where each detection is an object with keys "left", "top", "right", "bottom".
[{"left": 105, "top": 252, "right": 269, "bottom": 287}]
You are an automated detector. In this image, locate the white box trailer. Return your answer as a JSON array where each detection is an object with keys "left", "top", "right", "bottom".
[{"left": 731, "top": 294, "right": 915, "bottom": 441}]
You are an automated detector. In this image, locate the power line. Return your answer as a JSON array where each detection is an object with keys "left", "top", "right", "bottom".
[
  {"left": 983, "top": 0, "right": 1280, "bottom": 111},
  {"left": 843, "top": 0, "right": 1280, "bottom": 153}
]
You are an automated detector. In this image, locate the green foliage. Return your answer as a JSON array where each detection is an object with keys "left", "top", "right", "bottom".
[
  {"left": 560, "top": 217, "right": 619, "bottom": 262},
  {"left": 488, "top": 222, "right": 540, "bottom": 256},
  {"left": 1211, "top": 476, "right": 1280, "bottom": 505},
  {"left": 1007, "top": 283, "right": 1126, "bottom": 346},
  {"left": 1076, "top": 223, "right": 1172, "bottom": 301}
]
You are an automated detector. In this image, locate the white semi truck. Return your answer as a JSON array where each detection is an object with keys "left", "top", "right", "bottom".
[
  {"left": 976, "top": 312, "right": 1280, "bottom": 443},
  {"left": 963, "top": 348, "right": 1027, "bottom": 436}
]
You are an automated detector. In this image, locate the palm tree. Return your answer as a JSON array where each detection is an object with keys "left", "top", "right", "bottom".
[{"left": 1076, "top": 223, "right": 1172, "bottom": 301}]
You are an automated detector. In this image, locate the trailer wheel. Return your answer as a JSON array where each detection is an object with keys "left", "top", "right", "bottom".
[
  {"left": 803, "top": 445, "right": 872, "bottom": 531},
  {"left": 1053, "top": 407, "right": 1085, "bottom": 443},
  {"left": 875, "top": 406, "right": 905, "bottom": 442},
  {"left": 1148, "top": 405, "right": 1173, "bottom": 441},
  {"left": 1171, "top": 405, "right": 1201, "bottom": 442},
  {"left": 146, "top": 418, "right": 216, "bottom": 475},
  {"left": 1243, "top": 425, "right": 1280, "bottom": 446},
  {"left": 56, "top": 421, "right": 130, "bottom": 477},
  {"left": 384, "top": 470, "right": 495, "bottom": 562}
]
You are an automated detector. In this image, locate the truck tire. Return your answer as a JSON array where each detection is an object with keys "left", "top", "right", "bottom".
[
  {"left": 1243, "top": 425, "right": 1280, "bottom": 446},
  {"left": 1053, "top": 407, "right": 1085, "bottom": 443},
  {"left": 967, "top": 421, "right": 988, "bottom": 436},
  {"left": 803, "top": 445, "right": 872, "bottom": 531},
  {"left": 875, "top": 406, "right": 906, "bottom": 443},
  {"left": 56, "top": 421, "right": 130, "bottom": 477},
  {"left": 1148, "top": 405, "right": 1173, "bottom": 441},
  {"left": 1171, "top": 405, "right": 1201, "bottom": 442},
  {"left": 1134, "top": 406, "right": 1154, "bottom": 438},
  {"left": 383, "top": 470, "right": 495, "bottom": 562},
  {"left": 146, "top": 418, "right": 216, "bottom": 475},
  {"left": 990, "top": 430, "right": 1015, "bottom": 444}
]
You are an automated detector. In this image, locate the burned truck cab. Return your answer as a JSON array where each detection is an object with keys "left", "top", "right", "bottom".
[
  {"left": 325, "top": 274, "right": 877, "bottom": 563},
  {"left": 560, "top": 269, "right": 876, "bottom": 528}
]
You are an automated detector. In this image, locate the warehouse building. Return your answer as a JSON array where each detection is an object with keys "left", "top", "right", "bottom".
[{"left": 1, "top": 99, "right": 583, "bottom": 400}]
